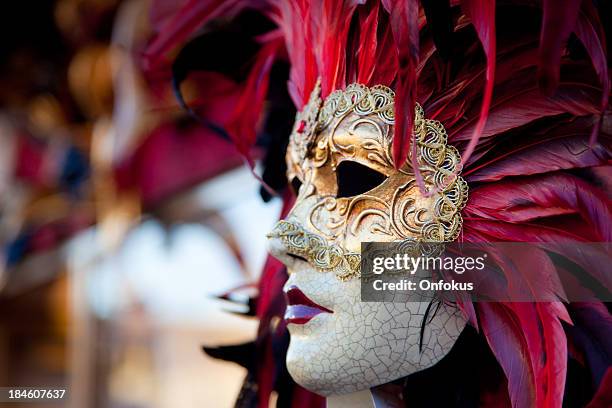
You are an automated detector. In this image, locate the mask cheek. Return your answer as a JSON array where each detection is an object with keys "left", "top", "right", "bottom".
[
  {"left": 331, "top": 278, "right": 362, "bottom": 317},
  {"left": 286, "top": 194, "right": 318, "bottom": 224}
]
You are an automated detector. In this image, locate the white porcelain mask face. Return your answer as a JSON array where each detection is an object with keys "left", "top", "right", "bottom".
[{"left": 267, "top": 82, "right": 469, "bottom": 396}]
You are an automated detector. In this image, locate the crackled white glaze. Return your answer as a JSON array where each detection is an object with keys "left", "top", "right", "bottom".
[{"left": 269, "top": 236, "right": 466, "bottom": 396}]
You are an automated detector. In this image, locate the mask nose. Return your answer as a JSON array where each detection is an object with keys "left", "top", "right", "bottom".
[
  {"left": 266, "top": 219, "right": 361, "bottom": 280},
  {"left": 266, "top": 220, "right": 297, "bottom": 267}
]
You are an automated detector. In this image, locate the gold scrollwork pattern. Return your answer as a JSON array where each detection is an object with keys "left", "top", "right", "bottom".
[
  {"left": 287, "top": 79, "right": 323, "bottom": 173},
  {"left": 268, "top": 220, "right": 361, "bottom": 281},
  {"left": 283, "top": 80, "right": 469, "bottom": 280},
  {"left": 316, "top": 83, "right": 395, "bottom": 131},
  {"left": 412, "top": 104, "right": 468, "bottom": 241}
]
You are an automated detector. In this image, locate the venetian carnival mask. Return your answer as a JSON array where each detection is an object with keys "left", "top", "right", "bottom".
[{"left": 267, "top": 80, "right": 469, "bottom": 396}]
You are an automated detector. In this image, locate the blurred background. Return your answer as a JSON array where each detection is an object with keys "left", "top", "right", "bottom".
[{"left": 0, "top": 0, "right": 282, "bottom": 406}]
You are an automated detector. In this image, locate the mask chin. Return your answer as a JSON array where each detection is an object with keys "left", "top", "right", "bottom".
[{"left": 282, "top": 260, "right": 467, "bottom": 396}]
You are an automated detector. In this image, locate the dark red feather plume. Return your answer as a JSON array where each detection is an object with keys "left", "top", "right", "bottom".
[
  {"left": 466, "top": 173, "right": 612, "bottom": 241},
  {"left": 574, "top": 5, "right": 610, "bottom": 145},
  {"left": 538, "top": 0, "right": 582, "bottom": 95},
  {"left": 139, "top": 2, "right": 612, "bottom": 407},
  {"left": 479, "top": 302, "right": 536, "bottom": 408},
  {"left": 144, "top": 0, "right": 246, "bottom": 71},
  {"left": 356, "top": 1, "right": 380, "bottom": 84},
  {"left": 458, "top": 0, "right": 496, "bottom": 167},
  {"left": 226, "top": 38, "right": 282, "bottom": 159},
  {"left": 383, "top": 0, "right": 420, "bottom": 180}
]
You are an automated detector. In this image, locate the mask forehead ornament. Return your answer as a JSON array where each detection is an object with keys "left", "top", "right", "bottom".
[{"left": 270, "top": 80, "right": 468, "bottom": 280}]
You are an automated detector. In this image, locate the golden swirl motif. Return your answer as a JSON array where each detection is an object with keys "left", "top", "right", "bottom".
[
  {"left": 267, "top": 220, "right": 361, "bottom": 281},
  {"left": 284, "top": 81, "right": 469, "bottom": 280},
  {"left": 317, "top": 83, "right": 395, "bottom": 130},
  {"left": 287, "top": 79, "right": 323, "bottom": 166}
]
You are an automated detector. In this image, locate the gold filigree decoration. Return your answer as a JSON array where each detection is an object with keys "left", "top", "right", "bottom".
[
  {"left": 412, "top": 104, "right": 468, "bottom": 241},
  {"left": 283, "top": 81, "right": 469, "bottom": 280},
  {"left": 267, "top": 220, "right": 361, "bottom": 281},
  {"left": 316, "top": 83, "right": 395, "bottom": 131},
  {"left": 288, "top": 79, "right": 322, "bottom": 163}
]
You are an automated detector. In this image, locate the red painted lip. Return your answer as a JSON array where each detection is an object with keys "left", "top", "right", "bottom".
[{"left": 284, "top": 286, "right": 333, "bottom": 325}]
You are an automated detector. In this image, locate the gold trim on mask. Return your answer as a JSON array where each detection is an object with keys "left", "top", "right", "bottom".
[
  {"left": 267, "top": 220, "right": 361, "bottom": 281},
  {"left": 278, "top": 81, "right": 468, "bottom": 281},
  {"left": 288, "top": 79, "right": 322, "bottom": 164},
  {"left": 317, "top": 83, "right": 395, "bottom": 131}
]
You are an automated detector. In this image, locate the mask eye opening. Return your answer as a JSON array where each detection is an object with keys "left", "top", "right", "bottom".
[{"left": 336, "top": 160, "right": 387, "bottom": 198}]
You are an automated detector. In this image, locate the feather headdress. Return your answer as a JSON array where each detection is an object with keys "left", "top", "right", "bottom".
[{"left": 142, "top": 1, "right": 611, "bottom": 406}]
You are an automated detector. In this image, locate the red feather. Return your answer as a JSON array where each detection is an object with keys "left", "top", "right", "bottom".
[
  {"left": 497, "top": 245, "right": 566, "bottom": 302},
  {"left": 466, "top": 133, "right": 611, "bottom": 182},
  {"left": 463, "top": 218, "right": 590, "bottom": 243},
  {"left": 426, "top": 28, "right": 539, "bottom": 128},
  {"left": 465, "top": 173, "right": 612, "bottom": 240},
  {"left": 455, "top": 296, "right": 479, "bottom": 330},
  {"left": 311, "top": 0, "right": 360, "bottom": 96},
  {"left": 451, "top": 79, "right": 601, "bottom": 143},
  {"left": 271, "top": 0, "right": 318, "bottom": 106},
  {"left": 478, "top": 301, "right": 571, "bottom": 408},
  {"left": 458, "top": 0, "right": 496, "bottom": 166},
  {"left": 567, "top": 303, "right": 612, "bottom": 384},
  {"left": 463, "top": 220, "right": 612, "bottom": 294},
  {"left": 587, "top": 367, "right": 612, "bottom": 408},
  {"left": 144, "top": 0, "right": 246, "bottom": 70},
  {"left": 510, "top": 304, "right": 547, "bottom": 406},
  {"left": 226, "top": 38, "right": 283, "bottom": 174},
  {"left": 383, "top": 0, "right": 420, "bottom": 173},
  {"left": 538, "top": 302, "right": 570, "bottom": 408},
  {"left": 370, "top": 15, "right": 398, "bottom": 86},
  {"left": 574, "top": 6, "right": 610, "bottom": 145},
  {"left": 510, "top": 302, "right": 570, "bottom": 408},
  {"left": 479, "top": 303, "right": 536, "bottom": 408},
  {"left": 356, "top": 1, "right": 380, "bottom": 85},
  {"left": 538, "top": 0, "right": 582, "bottom": 95}
]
